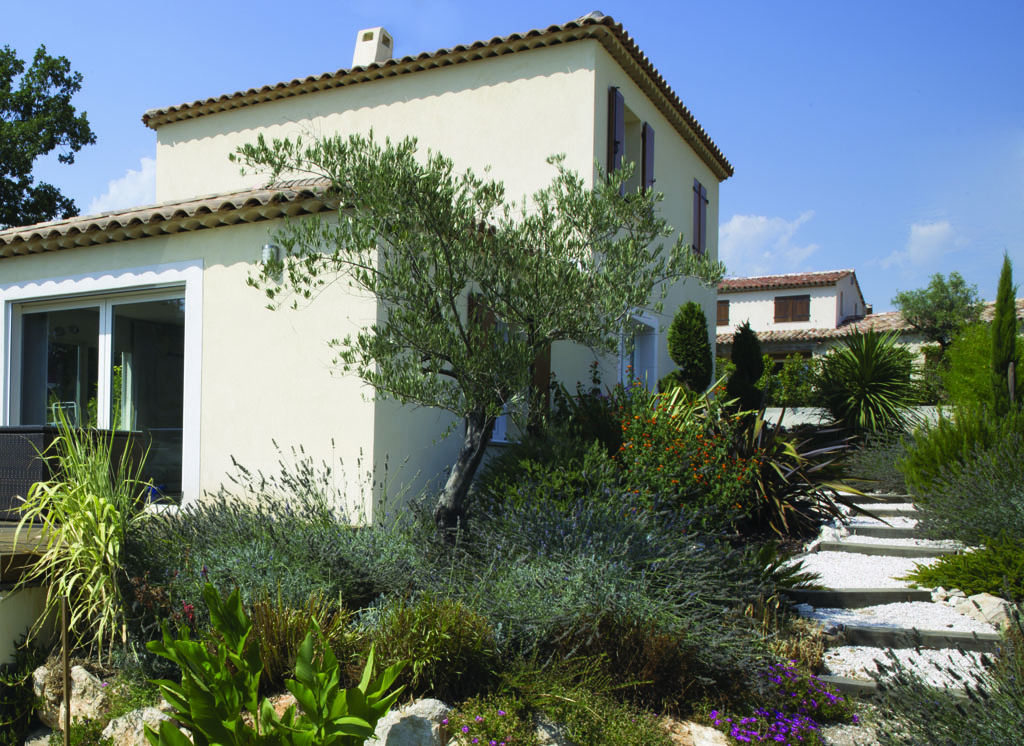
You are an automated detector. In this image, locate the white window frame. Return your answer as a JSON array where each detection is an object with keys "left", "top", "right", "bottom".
[
  {"left": 1, "top": 261, "right": 203, "bottom": 502},
  {"left": 619, "top": 312, "right": 660, "bottom": 390}
]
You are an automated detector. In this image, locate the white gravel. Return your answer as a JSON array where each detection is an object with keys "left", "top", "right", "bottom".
[
  {"left": 801, "top": 601, "right": 998, "bottom": 634},
  {"left": 792, "top": 551, "right": 938, "bottom": 588},
  {"left": 823, "top": 646, "right": 993, "bottom": 688}
]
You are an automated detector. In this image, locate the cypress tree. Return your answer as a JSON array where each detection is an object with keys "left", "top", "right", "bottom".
[
  {"left": 660, "top": 301, "right": 712, "bottom": 392},
  {"left": 726, "top": 321, "right": 765, "bottom": 409},
  {"left": 991, "top": 253, "right": 1018, "bottom": 415}
]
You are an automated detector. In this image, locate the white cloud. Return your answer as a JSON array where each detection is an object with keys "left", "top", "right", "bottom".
[
  {"left": 718, "top": 211, "right": 819, "bottom": 276},
  {"left": 882, "top": 220, "right": 957, "bottom": 269},
  {"left": 87, "top": 157, "right": 157, "bottom": 215}
]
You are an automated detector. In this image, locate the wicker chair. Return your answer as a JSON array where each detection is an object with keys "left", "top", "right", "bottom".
[{"left": 0, "top": 427, "right": 141, "bottom": 521}]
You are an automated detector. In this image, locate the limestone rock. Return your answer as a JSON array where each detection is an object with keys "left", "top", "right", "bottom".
[
  {"left": 375, "top": 698, "right": 451, "bottom": 746},
  {"left": 661, "top": 717, "right": 729, "bottom": 746},
  {"left": 534, "top": 717, "right": 576, "bottom": 746},
  {"left": 101, "top": 707, "right": 173, "bottom": 746},
  {"left": 961, "top": 592, "right": 1013, "bottom": 630},
  {"left": 24, "top": 727, "right": 53, "bottom": 746},
  {"left": 32, "top": 665, "right": 109, "bottom": 729}
]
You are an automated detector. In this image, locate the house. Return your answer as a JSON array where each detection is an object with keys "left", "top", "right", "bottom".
[
  {"left": 716, "top": 268, "right": 1024, "bottom": 364},
  {"left": 715, "top": 270, "right": 874, "bottom": 360},
  {"left": 0, "top": 12, "right": 731, "bottom": 519}
]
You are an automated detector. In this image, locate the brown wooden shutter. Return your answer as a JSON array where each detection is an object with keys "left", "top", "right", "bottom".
[
  {"left": 774, "top": 296, "right": 790, "bottom": 322},
  {"left": 641, "top": 122, "right": 655, "bottom": 191},
  {"left": 693, "top": 178, "right": 708, "bottom": 254},
  {"left": 608, "top": 87, "right": 625, "bottom": 194},
  {"left": 793, "top": 295, "right": 810, "bottom": 322},
  {"left": 717, "top": 299, "right": 730, "bottom": 326}
]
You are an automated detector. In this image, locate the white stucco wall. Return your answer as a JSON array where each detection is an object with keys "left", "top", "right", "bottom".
[
  {"left": 719, "top": 285, "right": 841, "bottom": 334},
  {"left": 155, "top": 43, "right": 598, "bottom": 207}
]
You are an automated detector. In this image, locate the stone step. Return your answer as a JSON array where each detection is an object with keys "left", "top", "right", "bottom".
[
  {"left": 848, "top": 525, "right": 920, "bottom": 540},
  {"left": 861, "top": 506, "right": 918, "bottom": 518},
  {"left": 785, "top": 587, "right": 933, "bottom": 608},
  {"left": 813, "top": 540, "right": 960, "bottom": 558},
  {"left": 840, "top": 493, "right": 913, "bottom": 505},
  {"left": 817, "top": 673, "right": 970, "bottom": 701},
  {"left": 840, "top": 625, "right": 1002, "bottom": 653}
]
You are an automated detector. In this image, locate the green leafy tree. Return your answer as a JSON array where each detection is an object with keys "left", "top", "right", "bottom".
[
  {"left": 0, "top": 45, "right": 95, "bottom": 228},
  {"left": 726, "top": 321, "right": 764, "bottom": 410},
  {"left": 892, "top": 271, "right": 982, "bottom": 355},
  {"left": 234, "top": 133, "right": 725, "bottom": 531},
  {"left": 767, "top": 353, "right": 820, "bottom": 408},
  {"left": 991, "top": 253, "right": 1019, "bottom": 415},
  {"left": 659, "top": 301, "right": 712, "bottom": 392}
]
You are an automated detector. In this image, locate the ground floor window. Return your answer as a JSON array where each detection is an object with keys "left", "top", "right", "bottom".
[
  {"left": 17, "top": 293, "right": 186, "bottom": 497},
  {"left": 2, "top": 261, "right": 202, "bottom": 502},
  {"left": 621, "top": 316, "right": 659, "bottom": 390}
]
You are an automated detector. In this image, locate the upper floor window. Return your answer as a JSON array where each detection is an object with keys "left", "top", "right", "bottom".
[
  {"left": 608, "top": 87, "right": 655, "bottom": 195},
  {"left": 717, "top": 299, "right": 730, "bottom": 327},
  {"left": 774, "top": 294, "right": 810, "bottom": 323},
  {"left": 693, "top": 179, "right": 708, "bottom": 254}
]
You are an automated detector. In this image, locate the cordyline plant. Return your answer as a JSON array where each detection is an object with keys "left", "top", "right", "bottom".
[
  {"left": 233, "top": 132, "right": 725, "bottom": 531},
  {"left": 14, "top": 414, "right": 150, "bottom": 662}
]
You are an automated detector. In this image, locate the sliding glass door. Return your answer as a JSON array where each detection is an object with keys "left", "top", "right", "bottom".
[{"left": 17, "top": 292, "right": 186, "bottom": 498}]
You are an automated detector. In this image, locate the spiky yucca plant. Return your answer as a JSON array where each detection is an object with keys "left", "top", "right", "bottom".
[{"left": 817, "top": 330, "right": 918, "bottom": 435}]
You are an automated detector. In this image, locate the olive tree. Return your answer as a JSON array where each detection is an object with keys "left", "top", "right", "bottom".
[{"left": 234, "top": 133, "right": 724, "bottom": 531}]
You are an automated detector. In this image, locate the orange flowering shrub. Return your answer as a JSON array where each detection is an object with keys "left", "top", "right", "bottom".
[{"left": 612, "top": 381, "right": 757, "bottom": 526}]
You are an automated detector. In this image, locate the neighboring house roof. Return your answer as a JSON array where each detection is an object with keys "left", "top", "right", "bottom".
[
  {"left": 141, "top": 12, "right": 733, "bottom": 181},
  {"left": 0, "top": 180, "right": 333, "bottom": 259},
  {"left": 718, "top": 269, "right": 856, "bottom": 293},
  {"left": 716, "top": 300, "right": 1024, "bottom": 346}
]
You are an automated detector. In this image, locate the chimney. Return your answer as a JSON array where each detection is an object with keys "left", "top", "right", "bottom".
[
  {"left": 865, "top": 304, "right": 873, "bottom": 316},
  {"left": 352, "top": 27, "right": 394, "bottom": 68}
]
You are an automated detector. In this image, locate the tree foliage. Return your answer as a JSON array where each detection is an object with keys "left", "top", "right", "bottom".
[
  {"left": 991, "top": 253, "right": 1019, "bottom": 415},
  {"left": 0, "top": 45, "right": 95, "bottom": 229},
  {"left": 659, "top": 301, "right": 712, "bottom": 393},
  {"left": 725, "top": 321, "right": 764, "bottom": 410},
  {"left": 234, "top": 132, "right": 725, "bottom": 530},
  {"left": 892, "top": 271, "right": 982, "bottom": 354}
]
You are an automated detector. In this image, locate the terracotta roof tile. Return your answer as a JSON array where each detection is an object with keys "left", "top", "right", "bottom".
[
  {"left": 141, "top": 12, "right": 733, "bottom": 181},
  {"left": 0, "top": 181, "right": 334, "bottom": 259},
  {"left": 716, "top": 300, "right": 1024, "bottom": 346},
  {"left": 718, "top": 270, "right": 854, "bottom": 293}
]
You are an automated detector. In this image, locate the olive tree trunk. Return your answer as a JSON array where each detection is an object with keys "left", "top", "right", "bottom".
[{"left": 433, "top": 406, "right": 495, "bottom": 533}]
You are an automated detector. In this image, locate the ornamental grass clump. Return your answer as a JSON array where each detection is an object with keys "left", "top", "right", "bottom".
[{"left": 14, "top": 416, "right": 151, "bottom": 662}]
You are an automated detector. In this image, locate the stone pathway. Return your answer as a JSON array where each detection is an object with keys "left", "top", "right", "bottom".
[{"left": 787, "top": 493, "right": 1003, "bottom": 695}]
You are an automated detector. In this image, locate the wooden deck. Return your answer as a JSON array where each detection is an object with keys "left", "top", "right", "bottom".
[{"left": 0, "top": 522, "right": 46, "bottom": 586}]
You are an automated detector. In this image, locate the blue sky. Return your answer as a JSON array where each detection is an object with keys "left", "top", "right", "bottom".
[{"left": 5, "top": 0, "right": 1022, "bottom": 310}]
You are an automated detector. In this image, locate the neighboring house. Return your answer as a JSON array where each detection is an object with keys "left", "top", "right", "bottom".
[
  {"left": 715, "top": 270, "right": 874, "bottom": 359},
  {"left": 0, "top": 13, "right": 732, "bottom": 518},
  {"left": 716, "top": 269, "right": 1024, "bottom": 363}
]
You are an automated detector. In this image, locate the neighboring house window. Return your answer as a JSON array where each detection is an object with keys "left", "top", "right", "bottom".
[
  {"left": 774, "top": 294, "right": 811, "bottom": 323},
  {"left": 717, "top": 299, "right": 730, "bottom": 326},
  {"left": 692, "top": 179, "right": 708, "bottom": 254}
]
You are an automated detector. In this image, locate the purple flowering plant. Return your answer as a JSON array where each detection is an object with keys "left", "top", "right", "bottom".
[
  {"left": 446, "top": 695, "right": 538, "bottom": 746},
  {"left": 709, "top": 662, "right": 858, "bottom": 745}
]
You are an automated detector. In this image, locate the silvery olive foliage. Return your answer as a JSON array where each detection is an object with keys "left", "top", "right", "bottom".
[{"left": 234, "top": 132, "right": 725, "bottom": 529}]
